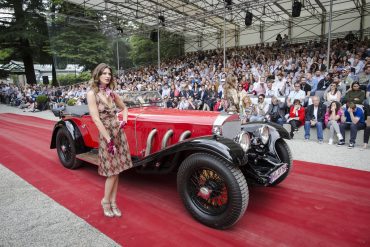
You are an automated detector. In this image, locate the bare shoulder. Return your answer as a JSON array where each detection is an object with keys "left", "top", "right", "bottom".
[{"left": 87, "top": 90, "right": 95, "bottom": 97}]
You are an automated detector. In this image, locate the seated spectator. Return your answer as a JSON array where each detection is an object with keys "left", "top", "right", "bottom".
[
  {"left": 358, "top": 66, "right": 369, "bottom": 88},
  {"left": 300, "top": 77, "right": 312, "bottom": 97},
  {"left": 338, "top": 102, "right": 366, "bottom": 148},
  {"left": 361, "top": 104, "right": 370, "bottom": 150},
  {"left": 343, "top": 81, "right": 365, "bottom": 105},
  {"left": 323, "top": 82, "right": 342, "bottom": 106},
  {"left": 187, "top": 96, "right": 197, "bottom": 110},
  {"left": 250, "top": 94, "right": 268, "bottom": 122},
  {"left": 325, "top": 101, "right": 344, "bottom": 145},
  {"left": 265, "top": 80, "right": 278, "bottom": 97},
  {"left": 287, "top": 82, "right": 306, "bottom": 108},
  {"left": 304, "top": 96, "right": 327, "bottom": 143},
  {"left": 266, "top": 96, "right": 286, "bottom": 125},
  {"left": 315, "top": 73, "right": 332, "bottom": 99},
  {"left": 287, "top": 99, "right": 305, "bottom": 138},
  {"left": 178, "top": 96, "right": 189, "bottom": 110},
  {"left": 252, "top": 76, "right": 267, "bottom": 96},
  {"left": 310, "top": 70, "right": 324, "bottom": 95},
  {"left": 240, "top": 95, "right": 256, "bottom": 124},
  {"left": 341, "top": 68, "right": 354, "bottom": 89}
]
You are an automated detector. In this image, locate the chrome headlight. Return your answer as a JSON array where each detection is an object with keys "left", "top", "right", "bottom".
[
  {"left": 237, "top": 132, "right": 251, "bottom": 152},
  {"left": 212, "top": 126, "right": 222, "bottom": 136},
  {"left": 254, "top": 125, "right": 270, "bottom": 145}
]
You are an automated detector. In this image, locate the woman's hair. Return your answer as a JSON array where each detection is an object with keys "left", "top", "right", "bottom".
[
  {"left": 293, "top": 99, "right": 301, "bottom": 105},
  {"left": 328, "top": 101, "right": 341, "bottom": 115},
  {"left": 241, "top": 95, "right": 252, "bottom": 108},
  {"left": 330, "top": 82, "right": 338, "bottom": 95},
  {"left": 351, "top": 81, "right": 360, "bottom": 90},
  {"left": 89, "top": 63, "right": 116, "bottom": 93}
]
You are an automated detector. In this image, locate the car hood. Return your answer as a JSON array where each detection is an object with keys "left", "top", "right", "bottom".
[{"left": 127, "top": 107, "right": 232, "bottom": 126}]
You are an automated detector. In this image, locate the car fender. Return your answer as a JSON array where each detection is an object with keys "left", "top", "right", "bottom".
[
  {"left": 134, "top": 135, "right": 246, "bottom": 168},
  {"left": 50, "top": 120, "right": 87, "bottom": 153}
]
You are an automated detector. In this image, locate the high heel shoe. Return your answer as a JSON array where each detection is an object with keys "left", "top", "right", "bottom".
[
  {"left": 110, "top": 202, "right": 122, "bottom": 217},
  {"left": 101, "top": 199, "right": 114, "bottom": 217}
]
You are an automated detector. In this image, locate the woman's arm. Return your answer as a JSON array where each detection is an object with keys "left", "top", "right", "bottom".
[
  {"left": 87, "top": 91, "right": 111, "bottom": 142},
  {"left": 113, "top": 92, "right": 128, "bottom": 122}
]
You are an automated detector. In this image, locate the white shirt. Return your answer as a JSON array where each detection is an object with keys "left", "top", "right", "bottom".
[
  {"left": 288, "top": 90, "right": 306, "bottom": 104},
  {"left": 313, "top": 106, "right": 318, "bottom": 120}
]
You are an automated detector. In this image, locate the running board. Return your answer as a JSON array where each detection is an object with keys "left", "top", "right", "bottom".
[{"left": 76, "top": 151, "right": 99, "bottom": 166}]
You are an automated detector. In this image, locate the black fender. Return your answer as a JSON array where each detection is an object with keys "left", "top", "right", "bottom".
[
  {"left": 134, "top": 135, "right": 247, "bottom": 168},
  {"left": 241, "top": 121, "right": 290, "bottom": 140},
  {"left": 50, "top": 120, "right": 87, "bottom": 154}
]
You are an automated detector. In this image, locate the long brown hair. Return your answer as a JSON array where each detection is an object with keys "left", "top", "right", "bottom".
[{"left": 89, "top": 63, "right": 116, "bottom": 93}]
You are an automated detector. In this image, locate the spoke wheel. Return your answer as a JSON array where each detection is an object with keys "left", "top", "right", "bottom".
[
  {"left": 177, "top": 153, "right": 248, "bottom": 229},
  {"left": 189, "top": 168, "right": 229, "bottom": 216},
  {"left": 56, "top": 127, "right": 81, "bottom": 169}
]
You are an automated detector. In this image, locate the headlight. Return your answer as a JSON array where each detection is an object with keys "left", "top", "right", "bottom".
[
  {"left": 254, "top": 125, "right": 270, "bottom": 145},
  {"left": 212, "top": 126, "right": 222, "bottom": 136},
  {"left": 237, "top": 132, "right": 251, "bottom": 152}
]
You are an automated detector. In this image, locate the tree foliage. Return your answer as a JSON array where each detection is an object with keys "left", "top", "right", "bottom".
[
  {"left": 0, "top": 0, "right": 50, "bottom": 84},
  {"left": 129, "top": 30, "right": 184, "bottom": 67}
]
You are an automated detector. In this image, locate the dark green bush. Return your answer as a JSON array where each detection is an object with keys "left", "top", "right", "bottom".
[
  {"left": 36, "top": 95, "right": 48, "bottom": 104},
  {"left": 67, "top": 98, "right": 77, "bottom": 106}
]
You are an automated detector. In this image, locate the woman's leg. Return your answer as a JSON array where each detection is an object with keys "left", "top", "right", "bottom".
[
  {"left": 101, "top": 175, "right": 117, "bottom": 217},
  {"left": 104, "top": 175, "right": 117, "bottom": 202},
  {"left": 328, "top": 122, "right": 334, "bottom": 139},
  {"left": 109, "top": 176, "right": 122, "bottom": 217},
  {"left": 109, "top": 175, "right": 119, "bottom": 203}
]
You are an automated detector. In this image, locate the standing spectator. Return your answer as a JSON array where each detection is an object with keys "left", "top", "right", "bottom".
[
  {"left": 325, "top": 101, "right": 344, "bottom": 145},
  {"left": 304, "top": 96, "right": 327, "bottom": 143},
  {"left": 287, "top": 99, "right": 305, "bottom": 138},
  {"left": 338, "top": 102, "right": 366, "bottom": 148}
]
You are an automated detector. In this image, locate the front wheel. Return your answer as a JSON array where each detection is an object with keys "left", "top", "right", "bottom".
[
  {"left": 177, "top": 153, "right": 249, "bottom": 229},
  {"left": 56, "top": 127, "right": 81, "bottom": 169},
  {"left": 269, "top": 139, "right": 292, "bottom": 186}
]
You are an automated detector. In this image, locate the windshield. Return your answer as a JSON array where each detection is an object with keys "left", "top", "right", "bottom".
[{"left": 117, "top": 91, "right": 163, "bottom": 108}]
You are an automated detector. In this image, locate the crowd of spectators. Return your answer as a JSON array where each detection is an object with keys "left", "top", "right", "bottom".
[{"left": 1, "top": 33, "right": 370, "bottom": 149}]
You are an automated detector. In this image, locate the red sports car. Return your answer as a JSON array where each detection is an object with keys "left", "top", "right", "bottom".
[{"left": 50, "top": 91, "right": 292, "bottom": 229}]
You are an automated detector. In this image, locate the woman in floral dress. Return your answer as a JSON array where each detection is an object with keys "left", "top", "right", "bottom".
[{"left": 87, "top": 63, "right": 133, "bottom": 217}]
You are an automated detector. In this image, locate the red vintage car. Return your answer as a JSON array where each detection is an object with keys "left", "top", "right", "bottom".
[{"left": 50, "top": 91, "right": 292, "bottom": 229}]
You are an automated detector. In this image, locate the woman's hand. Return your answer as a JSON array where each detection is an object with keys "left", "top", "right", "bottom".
[
  {"left": 106, "top": 138, "right": 116, "bottom": 155},
  {"left": 119, "top": 120, "right": 127, "bottom": 129}
]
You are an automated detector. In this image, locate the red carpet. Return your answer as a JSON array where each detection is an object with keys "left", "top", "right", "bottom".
[{"left": 0, "top": 113, "right": 369, "bottom": 246}]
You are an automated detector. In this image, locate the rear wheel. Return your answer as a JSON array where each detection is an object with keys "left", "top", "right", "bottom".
[
  {"left": 177, "top": 153, "right": 248, "bottom": 229},
  {"left": 56, "top": 127, "right": 81, "bottom": 169},
  {"left": 269, "top": 139, "right": 292, "bottom": 186}
]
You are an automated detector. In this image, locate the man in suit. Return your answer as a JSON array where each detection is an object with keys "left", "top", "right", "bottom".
[{"left": 304, "top": 96, "right": 327, "bottom": 143}]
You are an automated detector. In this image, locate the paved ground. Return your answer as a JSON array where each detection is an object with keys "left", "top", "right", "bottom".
[
  {"left": 0, "top": 104, "right": 369, "bottom": 246},
  {"left": 0, "top": 165, "right": 119, "bottom": 247}
]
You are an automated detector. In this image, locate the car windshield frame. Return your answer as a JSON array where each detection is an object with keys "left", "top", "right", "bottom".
[{"left": 117, "top": 91, "right": 164, "bottom": 108}]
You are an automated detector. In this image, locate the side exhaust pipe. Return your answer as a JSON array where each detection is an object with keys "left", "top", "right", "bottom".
[
  {"left": 145, "top": 129, "right": 157, "bottom": 156},
  {"left": 179, "top": 130, "right": 191, "bottom": 141},
  {"left": 161, "top": 129, "right": 174, "bottom": 149}
]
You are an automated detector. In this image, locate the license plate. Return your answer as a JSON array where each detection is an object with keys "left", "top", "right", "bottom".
[{"left": 269, "top": 164, "right": 288, "bottom": 183}]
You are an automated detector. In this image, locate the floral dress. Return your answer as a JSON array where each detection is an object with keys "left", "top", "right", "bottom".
[{"left": 95, "top": 93, "right": 133, "bottom": 177}]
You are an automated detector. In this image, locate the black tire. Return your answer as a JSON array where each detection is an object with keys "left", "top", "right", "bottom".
[
  {"left": 269, "top": 139, "right": 292, "bottom": 186},
  {"left": 56, "top": 127, "right": 81, "bottom": 169},
  {"left": 177, "top": 153, "right": 249, "bottom": 229}
]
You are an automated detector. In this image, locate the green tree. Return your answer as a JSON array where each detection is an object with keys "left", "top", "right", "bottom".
[
  {"left": 47, "top": 1, "right": 113, "bottom": 72},
  {"left": 129, "top": 29, "right": 184, "bottom": 67},
  {"left": 0, "top": 0, "right": 50, "bottom": 84}
]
